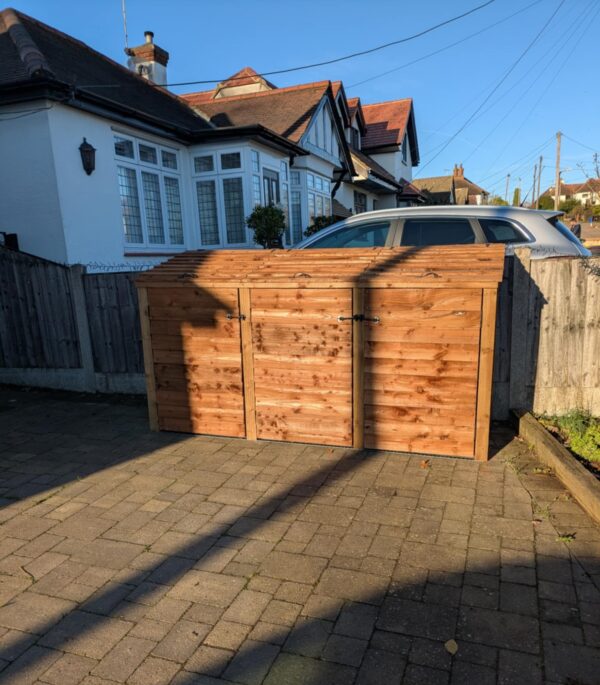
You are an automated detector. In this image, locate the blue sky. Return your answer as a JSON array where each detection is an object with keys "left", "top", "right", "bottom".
[{"left": 13, "top": 0, "right": 600, "bottom": 198}]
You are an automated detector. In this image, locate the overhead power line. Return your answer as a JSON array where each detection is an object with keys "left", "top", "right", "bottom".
[
  {"left": 347, "top": 0, "right": 543, "bottom": 89},
  {"left": 563, "top": 134, "right": 599, "bottom": 154},
  {"left": 81, "top": 0, "right": 496, "bottom": 90},
  {"left": 415, "top": 0, "right": 566, "bottom": 177}
]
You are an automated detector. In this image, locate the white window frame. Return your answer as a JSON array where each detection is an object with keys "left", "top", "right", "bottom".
[{"left": 114, "top": 133, "right": 184, "bottom": 250}]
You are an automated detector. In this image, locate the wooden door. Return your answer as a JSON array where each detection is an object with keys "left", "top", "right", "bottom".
[
  {"left": 363, "top": 288, "right": 482, "bottom": 457},
  {"left": 147, "top": 287, "right": 246, "bottom": 437},
  {"left": 251, "top": 288, "right": 353, "bottom": 446}
]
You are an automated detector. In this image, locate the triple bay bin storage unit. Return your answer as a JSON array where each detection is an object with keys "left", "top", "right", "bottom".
[{"left": 136, "top": 245, "right": 504, "bottom": 460}]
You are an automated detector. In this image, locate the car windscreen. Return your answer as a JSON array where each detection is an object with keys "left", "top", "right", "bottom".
[{"left": 547, "top": 216, "right": 585, "bottom": 247}]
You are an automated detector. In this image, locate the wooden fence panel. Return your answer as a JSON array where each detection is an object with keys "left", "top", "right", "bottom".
[
  {"left": 0, "top": 249, "right": 80, "bottom": 369},
  {"left": 83, "top": 272, "right": 143, "bottom": 374}
]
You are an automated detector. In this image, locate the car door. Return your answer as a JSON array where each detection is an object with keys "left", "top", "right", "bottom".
[
  {"left": 304, "top": 219, "right": 397, "bottom": 249},
  {"left": 397, "top": 217, "right": 481, "bottom": 247}
]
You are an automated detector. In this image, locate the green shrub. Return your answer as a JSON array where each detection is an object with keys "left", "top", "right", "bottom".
[
  {"left": 541, "top": 411, "right": 600, "bottom": 462},
  {"left": 246, "top": 205, "right": 286, "bottom": 248}
]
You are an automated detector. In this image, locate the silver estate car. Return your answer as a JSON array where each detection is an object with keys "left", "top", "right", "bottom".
[{"left": 296, "top": 205, "right": 591, "bottom": 258}]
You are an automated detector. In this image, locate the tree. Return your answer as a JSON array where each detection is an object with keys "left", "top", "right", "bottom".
[
  {"left": 487, "top": 195, "right": 508, "bottom": 206},
  {"left": 246, "top": 205, "right": 286, "bottom": 248},
  {"left": 512, "top": 187, "right": 521, "bottom": 206},
  {"left": 559, "top": 198, "right": 582, "bottom": 215},
  {"left": 537, "top": 195, "right": 554, "bottom": 210},
  {"left": 304, "top": 215, "right": 337, "bottom": 238}
]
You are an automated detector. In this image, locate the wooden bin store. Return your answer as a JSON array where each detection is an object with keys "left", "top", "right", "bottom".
[{"left": 136, "top": 245, "right": 504, "bottom": 460}]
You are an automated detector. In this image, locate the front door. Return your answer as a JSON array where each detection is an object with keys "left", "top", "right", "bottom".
[
  {"left": 251, "top": 288, "right": 353, "bottom": 446},
  {"left": 363, "top": 288, "right": 482, "bottom": 457}
]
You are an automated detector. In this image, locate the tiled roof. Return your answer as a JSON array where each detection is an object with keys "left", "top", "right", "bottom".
[
  {"left": 347, "top": 97, "right": 360, "bottom": 117},
  {"left": 215, "top": 66, "right": 276, "bottom": 93},
  {"left": 412, "top": 176, "right": 454, "bottom": 194},
  {"left": 361, "top": 98, "right": 412, "bottom": 148},
  {"left": 561, "top": 179, "right": 600, "bottom": 195},
  {"left": 454, "top": 176, "right": 487, "bottom": 196},
  {"left": 0, "top": 8, "right": 212, "bottom": 134},
  {"left": 185, "top": 81, "right": 331, "bottom": 143}
]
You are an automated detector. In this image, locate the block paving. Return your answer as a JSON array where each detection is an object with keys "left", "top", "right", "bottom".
[{"left": 0, "top": 389, "right": 599, "bottom": 684}]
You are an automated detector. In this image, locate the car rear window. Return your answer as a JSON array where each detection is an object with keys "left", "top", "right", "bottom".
[
  {"left": 401, "top": 218, "right": 475, "bottom": 246},
  {"left": 479, "top": 218, "right": 526, "bottom": 244},
  {"left": 547, "top": 216, "right": 586, "bottom": 247}
]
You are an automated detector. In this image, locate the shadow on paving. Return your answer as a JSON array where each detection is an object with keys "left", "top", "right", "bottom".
[{"left": 0, "top": 400, "right": 599, "bottom": 684}]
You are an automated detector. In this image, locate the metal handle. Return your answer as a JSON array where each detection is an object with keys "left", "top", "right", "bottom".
[
  {"left": 363, "top": 316, "right": 380, "bottom": 324},
  {"left": 337, "top": 315, "right": 355, "bottom": 322},
  {"left": 337, "top": 314, "right": 380, "bottom": 324},
  {"left": 227, "top": 313, "right": 246, "bottom": 321}
]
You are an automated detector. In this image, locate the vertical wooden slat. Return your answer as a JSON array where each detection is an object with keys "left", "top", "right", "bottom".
[
  {"left": 352, "top": 287, "right": 364, "bottom": 449},
  {"left": 509, "top": 248, "right": 532, "bottom": 410},
  {"left": 68, "top": 265, "right": 96, "bottom": 390},
  {"left": 475, "top": 288, "right": 499, "bottom": 461},
  {"left": 137, "top": 287, "right": 159, "bottom": 431},
  {"left": 239, "top": 288, "right": 257, "bottom": 441}
]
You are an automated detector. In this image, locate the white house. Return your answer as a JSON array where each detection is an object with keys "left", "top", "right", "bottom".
[
  {"left": 543, "top": 179, "right": 600, "bottom": 207},
  {"left": 0, "top": 9, "right": 422, "bottom": 270}
]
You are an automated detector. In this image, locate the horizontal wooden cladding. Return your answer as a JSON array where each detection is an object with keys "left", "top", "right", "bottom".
[
  {"left": 251, "top": 288, "right": 353, "bottom": 446},
  {"left": 148, "top": 286, "right": 245, "bottom": 438},
  {"left": 136, "top": 245, "right": 505, "bottom": 289},
  {"left": 363, "top": 287, "right": 481, "bottom": 457}
]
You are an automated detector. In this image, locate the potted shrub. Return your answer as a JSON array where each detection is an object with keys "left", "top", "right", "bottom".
[{"left": 246, "top": 205, "right": 286, "bottom": 248}]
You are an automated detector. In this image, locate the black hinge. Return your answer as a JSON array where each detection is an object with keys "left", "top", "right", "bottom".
[{"left": 226, "top": 313, "right": 246, "bottom": 321}]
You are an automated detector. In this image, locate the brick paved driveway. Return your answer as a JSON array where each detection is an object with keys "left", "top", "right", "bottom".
[{"left": 0, "top": 389, "right": 599, "bottom": 685}]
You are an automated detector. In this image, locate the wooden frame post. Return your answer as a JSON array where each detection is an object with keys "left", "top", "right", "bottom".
[
  {"left": 509, "top": 247, "right": 532, "bottom": 411},
  {"left": 239, "top": 288, "right": 257, "bottom": 441},
  {"left": 352, "top": 287, "right": 365, "bottom": 449},
  {"left": 474, "top": 288, "right": 499, "bottom": 461},
  {"left": 137, "top": 287, "right": 158, "bottom": 431}
]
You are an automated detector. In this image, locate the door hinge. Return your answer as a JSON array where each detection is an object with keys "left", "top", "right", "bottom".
[{"left": 227, "top": 313, "right": 246, "bottom": 321}]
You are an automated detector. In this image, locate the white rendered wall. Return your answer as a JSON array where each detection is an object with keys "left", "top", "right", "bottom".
[{"left": 0, "top": 102, "right": 67, "bottom": 263}]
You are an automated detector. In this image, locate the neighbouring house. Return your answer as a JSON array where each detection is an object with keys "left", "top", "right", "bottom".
[
  {"left": 542, "top": 179, "right": 600, "bottom": 207},
  {"left": 412, "top": 164, "right": 489, "bottom": 206},
  {"left": 0, "top": 8, "right": 423, "bottom": 270}
]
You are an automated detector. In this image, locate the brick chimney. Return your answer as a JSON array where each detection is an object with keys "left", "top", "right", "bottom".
[
  {"left": 126, "top": 31, "right": 169, "bottom": 85},
  {"left": 453, "top": 163, "right": 464, "bottom": 179}
]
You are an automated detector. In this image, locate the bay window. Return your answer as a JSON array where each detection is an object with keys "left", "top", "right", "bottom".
[
  {"left": 114, "top": 135, "right": 183, "bottom": 248},
  {"left": 307, "top": 172, "right": 332, "bottom": 223}
]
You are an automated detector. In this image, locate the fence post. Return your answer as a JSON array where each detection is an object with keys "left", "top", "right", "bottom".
[
  {"left": 68, "top": 264, "right": 96, "bottom": 392},
  {"left": 509, "top": 247, "right": 532, "bottom": 411}
]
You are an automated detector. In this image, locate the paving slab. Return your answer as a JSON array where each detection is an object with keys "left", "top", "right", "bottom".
[{"left": 0, "top": 390, "right": 599, "bottom": 684}]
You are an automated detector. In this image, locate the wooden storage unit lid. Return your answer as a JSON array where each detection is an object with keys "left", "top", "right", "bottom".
[{"left": 136, "top": 244, "right": 505, "bottom": 289}]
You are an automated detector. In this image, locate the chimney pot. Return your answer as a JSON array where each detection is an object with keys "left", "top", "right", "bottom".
[{"left": 144, "top": 31, "right": 154, "bottom": 44}]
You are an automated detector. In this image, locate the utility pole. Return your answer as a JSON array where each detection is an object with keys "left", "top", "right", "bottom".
[
  {"left": 505, "top": 173, "right": 511, "bottom": 203},
  {"left": 536, "top": 155, "right": 543, "bottom": 209},
  {"left": 554, "top": 131, "right": 562, "bottom": 211},
  {"left": 532, "top": 164, "right": 537, "bottom": 209}
]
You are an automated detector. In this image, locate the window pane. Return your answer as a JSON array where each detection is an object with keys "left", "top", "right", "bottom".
[
  {"left": 307, "top": 174, "right": 314, "bottom": 189},
  {"left": 323, "top": 180, "right": 331, "bottom": 194},
  {"left": 164, "top": 176, "right": 183, "bottom": 244},
  {"left": 280, "top": 161, "right": 288, "bottom": 181},
  {"left": 162, "top": 150, "right": 177, "bottom": 169},
  {"left": 291, "top": 190, "right": 302, "bottom": 244},
  {"left": 479, "top": 218, "right": 524, "bottom": 244},
  {"left": 251, "top": 150, "right": 260, "bottom": 173},
  {"left": 141, "top": 172, "right": 165, "bottom": 243},
  {"left": 354, "top": 191, "right": 367, "bottom": 214},
  {"left": 221, "top": 152, "right": 241, "bottom": 170},
  {"left": 316, "top": 194, "right": 323, "bottom": 216},
  {"left": 196, "top": 180, "right": 219, "bottom": 244},
  {"left": 401, "top": 219, "right": 475, "bottom": 246},
  {"left": 139, "top": 144, "right": 158, "bottom": 164},
  {"left": 308, "top": 192, "right": 316, "bottom": 221},
  {"left": 223, "top": 177, "right": 245, "bottom": 243},
  {"left": 194, "top": 155, "right": 214, "bottom": 173},
  {"left": 281, "top": 182, "right": 290, "bottom": 242},
  {"left": 117, "top": 166, "right": 142, "bottom": 243},
  {"left": 114, "top": 137, "right": 134, "bottom": 158},
  {"left": 324, "top": 197, "right": 331, "bottom": 216},
  {"left": 252, "top": 175, "right": 262, "bottom": 207},
  {"left": 290, "top": 171, "right": 300, "bottom": 186},
  {"left": 315, "top": 177, "right": 323, "bottom": 192},
  {"left": 308, "top": 222, "right": 390, "bottom": 249}
]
